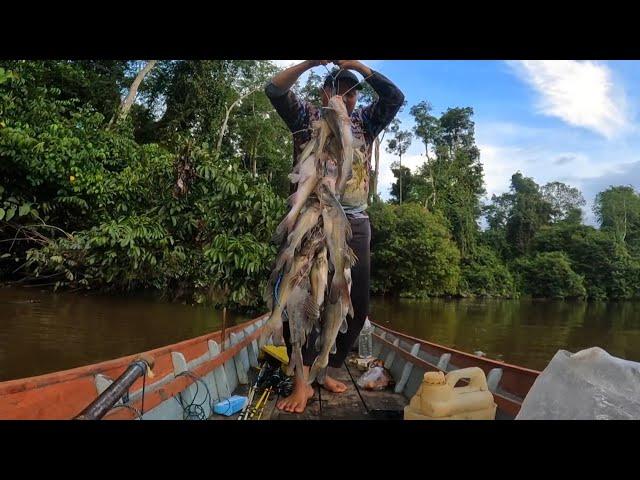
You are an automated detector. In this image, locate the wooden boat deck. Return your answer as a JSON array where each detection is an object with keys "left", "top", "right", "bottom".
[{"left": 222, "top": 354, "right": 407, "bottom": 421}]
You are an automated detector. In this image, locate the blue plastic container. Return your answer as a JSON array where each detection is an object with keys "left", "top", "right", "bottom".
[{"left": 213, "top": 395, "right": 248, "bottom": 416}]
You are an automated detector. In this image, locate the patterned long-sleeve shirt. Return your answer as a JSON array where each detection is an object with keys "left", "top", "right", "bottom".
[{"left": 265, "top": 70, "right": 404, "bottom": 215}]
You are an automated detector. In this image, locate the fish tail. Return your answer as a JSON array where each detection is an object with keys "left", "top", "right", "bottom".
[
  {"left": 345, "top": 247, "right": 358, "bottom": 268},
  {"left": 293, "top": 347, "right": 305, "bottom": 380},
  {"left": 272, "top": 214, "right": 293, "bottom": 245},
  {"left": 288, "top": 172, "right": 301, "bottom": 184},
  {"left": 261, "top": 308, "right": 283, "bottom": 344},
  {"left": 340, "top": 317, "right": 348, "bottom": 334},
  {"left": 329, "top": 274, "right": 351, "bottom": 307},
  {"left": 308, "top": 355, "right": 328, "bottom": 385}
]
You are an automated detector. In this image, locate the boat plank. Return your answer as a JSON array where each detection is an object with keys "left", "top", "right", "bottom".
[
  {"left": 317, "top": 365, "right": 367, "bottom": 420},
  {"left": 344, "top": 358, "right": 406, "bottom": 415}
]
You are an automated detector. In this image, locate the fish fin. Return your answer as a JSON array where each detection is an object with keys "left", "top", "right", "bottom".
[
  {"left": 308, "top": 356, "right": 328, "bottom": 385},
  {"left": 283, "top": 255, "right": 295, "bottom": 274},
  {"left": 272, "top": 327, "right": 286, "bottom": 346},
  {"left": 328, "top": 274, "right": 344, "bottom": 304},
  {"left": 284, "top": 359, "right": 295, "bottom": 377},
  {"left": 294, "top": 348, "right": 305, "bottom": 379},
  {"left": 340, "top": 317, "right": 348, "bottom": 334},
  {"left": 329, "top": 273, "right": 352, "bottom": 306},
  {"left": 344, "top": 220, "right": 353, "bottom": 241},
  {"left": 335, "top": 280, "right": 353, "bottom": 319},
  {"left": 259, "top": 311, "right": 282, "bottom": 346},
  {"left": 346, "top": 248, "right": 358, "bottom": 268},
  {"left": 288, "top": 172, "right": 301, "bottom": 184},
  {"left": 347, "top": 298, "right": 354, "bottom": 320},
  {"left": 271, "top": 220, "right": 287, "bottom": 245},
  {"left": 271, "top": 214, "right": 294, "bottom": 245},
  {"left": 304, "top": 294, "right": 320, "bottom": 321}
]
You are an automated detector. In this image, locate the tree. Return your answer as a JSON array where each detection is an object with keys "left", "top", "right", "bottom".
[
  {"left": 402, "top": 105, "right": 485, "bottom": 255},
  {"left": 410, "top": 101, "right": 440, "bottom": 160},
  {"left": 369, "top": 202, "right": 461, "bottom": 297},
  {"left": 533, "top": 222, "right": 640, "bottom": 299},
  {"left": 594, "top": 186, "right": 640, "bottom": 248},
  {"left": 515, "top": 252, "right": 586, "bottom": 299},
  {"left": 437, "top": 107, "right": 477, "bottom": 158},
  {"left": 504, "top": 173, "right": 554, "bottom": 255},
  {"left": 541, "top": 181, "right": 586, "bottom": 223},
  {"left": 410, "top": 101, "right": 440, "bottom": 209},
  {"left": 385, "top": 120, "right": 412, "bottom": 204},
  {"left": 390, "top": 163, "right": 421, "bottom": 204},
  {"left": 108, "top": 60, "right": 157, "bottom": 128},
  {"left": 296, "top": 70, "right": 323, "bottom": 105},
  {"left": 459, "top": 245, "right": 517, "bottom": 297}
]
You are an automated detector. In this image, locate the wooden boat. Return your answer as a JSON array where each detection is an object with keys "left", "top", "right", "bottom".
[{"left": 0, "top": 314, "right": 541, "bottom": 420}]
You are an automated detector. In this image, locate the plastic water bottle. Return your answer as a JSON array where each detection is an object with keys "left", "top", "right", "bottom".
[
  {"left": 358, "top": 317, "right": 374, "bottom": 359},
  {"left": 213, "top": 395, "right": 247, "bottom": 417}
]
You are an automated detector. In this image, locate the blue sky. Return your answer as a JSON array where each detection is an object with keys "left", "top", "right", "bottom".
[{"left": 272, "top": 60, "right": 640, "bottom": 225}]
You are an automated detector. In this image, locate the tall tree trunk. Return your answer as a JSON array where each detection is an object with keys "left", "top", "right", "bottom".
[
  {"left": 215, "top": 88, "right": 259, "bottom": 160},
  {"left": 399, "top": 154, "right": 403, "bottom": 205},
  {"left": 371, "top": 136, "right": 381, "bottom": 203},
  {"left": 108, "top": 60, "right": 157, "bottom": 128},
  {"left": 252, "top": 144, "right": 257, "bottom": 177},
  {"left": 622, "top": 198, "right": 627, "bottom": 242}
]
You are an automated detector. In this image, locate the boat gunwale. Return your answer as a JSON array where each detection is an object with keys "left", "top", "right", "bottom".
[
  {"left": 371, "top": 321, "right": 542, "bottom": 376},
  {"left": 0, "top": 313, "right": 541, "bottom": 420},
  {"left": 371, "top": 332, "right": 524, "bottom": 417},
  {"left": 103, "top": 321, "right": 266, "bottom": 419}
]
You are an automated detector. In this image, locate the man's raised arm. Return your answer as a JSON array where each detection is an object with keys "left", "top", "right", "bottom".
[{"left": 265, "top": 60, "right": 329, "bottom": 133}]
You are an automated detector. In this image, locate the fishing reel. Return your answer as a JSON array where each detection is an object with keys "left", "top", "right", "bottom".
[{"left": 260, "top": 367, "right": 294, "bottom": 397}]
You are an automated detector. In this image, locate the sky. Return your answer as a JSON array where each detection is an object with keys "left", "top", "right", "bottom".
[{"left": 271, "top": 60, "right": 640, "bottom": 226}]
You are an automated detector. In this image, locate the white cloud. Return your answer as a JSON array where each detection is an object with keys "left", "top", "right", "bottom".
[{"left": 508, "top": 60, "right": 630, "bottom": 139}]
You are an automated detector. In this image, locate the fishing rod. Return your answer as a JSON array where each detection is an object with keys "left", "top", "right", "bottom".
[{"left": 238, "top": 360, "right": 268, "bottom": 420}]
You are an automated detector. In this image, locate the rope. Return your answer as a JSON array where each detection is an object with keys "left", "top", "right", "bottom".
[
  {"left": 273, "top": 271, "right": 289, "bottom": 321},
  {"left": 174, "top": 370, "right": 214, "bottom": 420},
  {"left": 106, "top": 360, "right": 148, "bottom": 420}
]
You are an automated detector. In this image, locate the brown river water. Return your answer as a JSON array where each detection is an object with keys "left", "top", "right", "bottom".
[{"left": 1, "top": 286, "right": 639, "bottom": 382}]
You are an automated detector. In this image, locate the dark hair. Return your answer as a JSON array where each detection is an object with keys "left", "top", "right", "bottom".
[{"left": 322, "top": 68, "right": 362, "bottom": 91}]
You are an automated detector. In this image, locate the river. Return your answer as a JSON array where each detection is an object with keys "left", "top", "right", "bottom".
[{"left": 1, "top": 286, "right": 639, "bottom": 381}]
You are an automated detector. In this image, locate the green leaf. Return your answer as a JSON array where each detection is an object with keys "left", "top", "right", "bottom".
[
  {"left": 5, "top": 206, "right": 16, "bottom": 221},
  {"left": 19, "top": 203, "right": 31, "bottom": 217},
  {"left": 0, "top": 208, "right": 4, "bottom": 220}
]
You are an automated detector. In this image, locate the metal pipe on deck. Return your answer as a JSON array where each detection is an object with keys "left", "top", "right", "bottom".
[{"left": 74, "top": 355, "right": 155, "bottom": 420}]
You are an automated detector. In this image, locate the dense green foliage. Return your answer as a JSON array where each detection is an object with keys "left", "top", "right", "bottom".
[
  {"left": 370, "top": 202, "right": 461, "bottom": 297},
  {"left": 514, "top": 252, "right": 587, "bottom": 299},
  {"left": 0, "top": 61, "right": 288, "bottom": 311}
]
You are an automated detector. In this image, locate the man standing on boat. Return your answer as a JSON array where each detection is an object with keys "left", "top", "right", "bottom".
[{"left": 265, "top": 60, "right": 404, "bottom": 413}]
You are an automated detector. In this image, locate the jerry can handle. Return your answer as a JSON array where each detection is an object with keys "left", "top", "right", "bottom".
[{"left": 445, "top": 367, "right": 488, "bottom": 391}]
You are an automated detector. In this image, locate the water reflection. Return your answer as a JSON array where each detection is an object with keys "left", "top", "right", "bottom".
[
  {"left": 0, "top": 287, "right": 244, "bottom": 382},
  {"left": 370, "top": 297, "right": 640, "bottom": 370}
]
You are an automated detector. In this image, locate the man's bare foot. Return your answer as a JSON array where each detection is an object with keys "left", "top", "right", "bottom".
[
  {"left": 322, "top": 375, "right": 347, "bottom": 393},
  {"left": 276, "top": 383, "right": 314, "bottom": 413}
]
